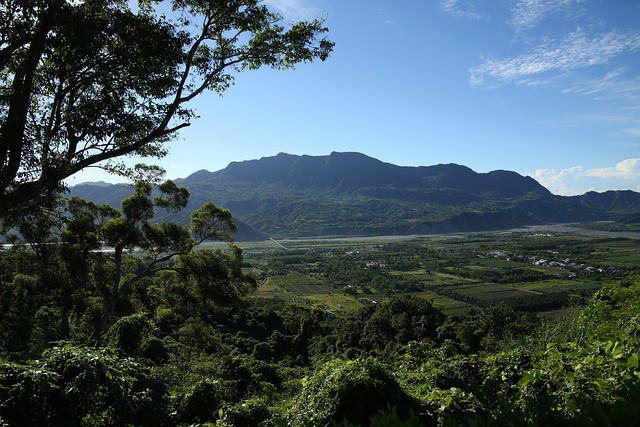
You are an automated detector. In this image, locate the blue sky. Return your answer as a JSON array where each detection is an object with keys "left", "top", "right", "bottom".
[{"left": 70, "top": 0, "right": 640, "bottom": 196}]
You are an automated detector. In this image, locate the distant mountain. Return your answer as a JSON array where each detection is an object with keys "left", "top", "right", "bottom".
[
  {"left": 567, "top": 190, "right": 640, "bottom": 213},
  {"left": 69, "top": 152, "right": 640, "bottom": 240}
]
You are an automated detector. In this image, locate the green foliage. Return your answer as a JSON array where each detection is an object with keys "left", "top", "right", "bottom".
[
  {"left": 0, "top": 359, "right": 62, "bottom": 426},
  {"left": 28, "top": 305, "right": 63, "bottom": 356},
  {"left": 69, "top": 170, "right": 255, "bottom": 341},
  {"left": 175, "top": 378, "right": 226, "bottom": 424},
  {"left": 175, "top": 246, "right": 257, "bottom": 306},
  {"left": 289, "top": 358, "right": 417, "bottom": 426},
  {"left": 332, "top": 406, "right": 424, "bottom": 427},
  {"left": 190, "top": 202, "right": 237, "bottom": 243},
  {"left": 0, "top": 344, "right": 167, "bottom": 426},
  {"left": 359, "top": 296, "right": 445, "bottom": 354},
  {"left": 176, "top": 317, "right": 224, "bottom": 354},
  {"left": 437, "top": 304, "right": 535, "bottom": 353},
  {"left": 578, "top": 278, "right": 640, "bottom": 336},
  {"left": 3, "top": 231, "right": 640, "bottom": 426},
  {"left": 325, "top": 296, "right": 447, "bottom": 357},
  {"left": 393, "top": 342, "right": 485, "bottom": 422},
  {"left": 109, "top": 312, "right": 152, "bottom": 357},
  {"left": 217, "top": 396, "right": 272, "bottom": 427}
]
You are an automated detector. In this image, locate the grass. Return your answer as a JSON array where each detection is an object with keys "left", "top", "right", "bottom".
[
  {"left": 264, "top": 273, "right": 324, "bottom": 287},
  {"left": 451, "top": 283, "right": 535, "bottom": 300},
  {"left": 516, "top": 279, "right": 608, "bottom": 294},
  {"left": 473, "top": 258, "right": 531, "bottom": 268},
  {"left": 302, "top": 294, "right": 365, "bottom": 314}
]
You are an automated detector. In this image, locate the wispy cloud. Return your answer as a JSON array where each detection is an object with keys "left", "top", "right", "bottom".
[
  {"left": 624, "top": 127, "right": 640, "bottom": 138},
  {"left": 441, "top": 0, "right": 487, "bottom": 20},
  {"left": 510, "top": 0, "right": 585, "bottom": 32},
  {"left": 264, "top": 0, "right": 323, "bottom": 21},
  {"left": 530, "top": 158, "right": 640, "bottom": 195},
  {"left": 470, "top": 30, "right": 640, "bottom": 85},
  {"left": 561, "top": 68, "right": 640, "bottom": 104}
]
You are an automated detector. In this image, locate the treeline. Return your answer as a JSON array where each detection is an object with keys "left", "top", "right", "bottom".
[{"left": 3, "top": 215, "right": 640, "bottom": 426}]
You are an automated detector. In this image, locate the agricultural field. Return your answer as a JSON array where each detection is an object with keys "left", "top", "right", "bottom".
[{"left": 243, "top": 228, "right": 640, "bottom": 315}]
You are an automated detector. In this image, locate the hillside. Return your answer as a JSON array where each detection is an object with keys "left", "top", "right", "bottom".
[{"left": 69, "top": 152, "right": 640, "bottom": 239}]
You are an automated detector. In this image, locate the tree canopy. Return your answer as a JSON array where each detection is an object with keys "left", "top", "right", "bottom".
[{"left": 0, "top": 0, "right": 333, "bottom": 218}]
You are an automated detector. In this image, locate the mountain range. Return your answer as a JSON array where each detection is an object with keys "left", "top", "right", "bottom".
[{"left": 69, "top": 152, "right": 640, "bottom": 240}]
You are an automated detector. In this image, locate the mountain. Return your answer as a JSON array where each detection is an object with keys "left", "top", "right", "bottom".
[{"left": 69, "top": 152, "right": 640, "bottom": 239}]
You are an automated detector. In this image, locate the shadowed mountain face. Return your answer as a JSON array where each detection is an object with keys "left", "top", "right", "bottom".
[
  {"left": 201, "top": 152, "right": 550, "bottom": 197},
  {"left": 70, "top": 152, "right": 640, "bottom": 240}
]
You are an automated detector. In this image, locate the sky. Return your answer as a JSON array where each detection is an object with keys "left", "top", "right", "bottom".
[{"left": 69, "top": 0, "right": 640, "bottom": 196}]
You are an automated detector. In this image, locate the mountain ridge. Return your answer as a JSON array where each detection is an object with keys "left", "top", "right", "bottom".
[{"left": 70, "top": 152, "right": 640, "bottom": 239}]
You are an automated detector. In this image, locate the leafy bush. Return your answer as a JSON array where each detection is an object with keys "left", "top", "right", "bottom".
[
  {"left": 175, "top": 378, "right": 226, "bottom": 424},
  {"left": 0, "top": 344, "right": 167, "bottom": 426},
  {"left": 289, "top": 358, "right": 417, "bottom": 426},
  {"left": 333, "top": 406, "right": 424, "bottom": 427},
  {"left": 109, "top": 312, "right": 152, "bottom": 356},
  {"left": 177, "top": 317, "right": 224, "bottom": 354},
  {"left": 217, "top": 396, "right": 272, "bottom": 426},
  {"left": 0, "top": 360, "right": 63, "bottom": 426},
  {"left": 140, "top": 336, "right": 169, "bottom": 363}
]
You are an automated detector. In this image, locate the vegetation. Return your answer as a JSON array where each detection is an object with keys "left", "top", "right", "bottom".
[
  {"left": 3, "top": 2, "right": 640, "bottom": 426},
  {"left": 3, "top": 215, "right": 640, "bottom": 425}
]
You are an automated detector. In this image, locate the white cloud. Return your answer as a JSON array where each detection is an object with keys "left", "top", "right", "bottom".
[
  {"left": 441, "top": 0, "right": 487, "bottom": 20},
  {"left": 531, "top": 166, "right": 585, "bottom": 195},
  {"left": 529, "top": 159, "right": 640, "bottom": 195},
  {"left": 584, "top": 158, "right": 640, "bottom": 179},
  {"left": 470, "top": 30, "right": 640, "bottom": 85},
  {"left": 510, "top": 0, "right": 585, "bottom": 32},
  {"left": 264, "top": 0, "right": 323, "bottom": 21}
]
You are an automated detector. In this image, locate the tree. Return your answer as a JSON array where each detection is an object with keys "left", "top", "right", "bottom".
[
  {"left": 289, "top": 358, "right": 418, "bottom": 426},
  {"left": 74, "top": 167, "right": 248, "bottom": 341},
  {"left": 0, "top": 0, "right": 333, "bottom": 219}
]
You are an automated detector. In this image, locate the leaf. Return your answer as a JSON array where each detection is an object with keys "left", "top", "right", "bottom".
[
  {"left": 605, "top": 341, "right": 614, "bottom": 353},
  {"left": 516, "top": 373, "right": 534, "bottom": 388},
  {"left": 592, "top": 379, "right": 608, "bottom": 390},
  {"left": 627, "top": 354, "right": 639, "bottom": 368}
]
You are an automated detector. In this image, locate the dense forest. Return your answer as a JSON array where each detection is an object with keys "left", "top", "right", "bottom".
[{"left": 2, "top": 186, "right": 640, "bottom": 425}]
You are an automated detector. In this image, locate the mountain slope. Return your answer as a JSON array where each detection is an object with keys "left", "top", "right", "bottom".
[{"left": 69, "top": 152, "right": 640, "bottom": 239}]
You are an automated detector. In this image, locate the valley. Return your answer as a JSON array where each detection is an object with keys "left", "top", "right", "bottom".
[{"left": 239, "top": 225, "right": 640, "bottom": 317}]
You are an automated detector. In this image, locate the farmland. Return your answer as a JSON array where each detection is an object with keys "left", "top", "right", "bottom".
[{"left": 242, "top": 227, "right": 640, "bottom": 315}]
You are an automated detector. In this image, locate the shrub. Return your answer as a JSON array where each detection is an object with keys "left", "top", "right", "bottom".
[
  {"left": 289, "top": 358, "right": 417, "bottom": 426},
  {"left": 0, "top": 344, "right": 168, "bottom": 426},
  {"left": 217, "top": 396, "right": 272, "bottom": 426},
  {"left": 109, "top": 312, "right": 152, "bottom": 356},
  {"left": 176, "top": 378, "right": 226, "bottom": 424}
]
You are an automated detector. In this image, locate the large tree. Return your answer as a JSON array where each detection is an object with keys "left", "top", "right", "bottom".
[{"left": 0, "top": 0, "right": 333, "bottom": 218}]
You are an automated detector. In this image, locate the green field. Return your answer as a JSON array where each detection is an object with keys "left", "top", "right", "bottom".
[{"left": 245, "top": 230, "right": 640, "bottom": 315}]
